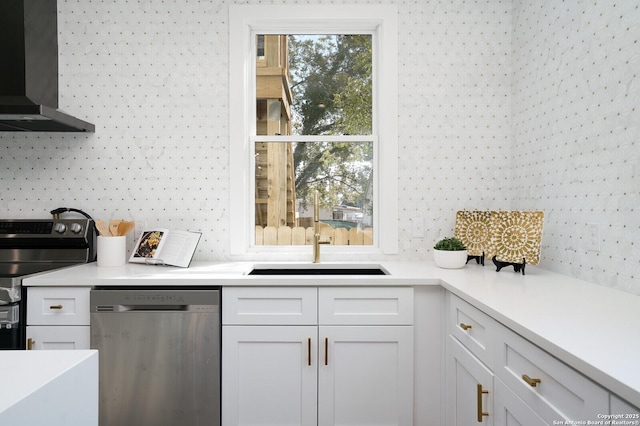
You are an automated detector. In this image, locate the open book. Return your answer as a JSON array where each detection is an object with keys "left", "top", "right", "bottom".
[{"left": 129, "top": 229, "right": 201, "bottom": 268}]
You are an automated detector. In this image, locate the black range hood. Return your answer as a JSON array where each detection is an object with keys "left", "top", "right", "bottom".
[{"left": 0, "top": 0, "right": 95, "bottom": 132}]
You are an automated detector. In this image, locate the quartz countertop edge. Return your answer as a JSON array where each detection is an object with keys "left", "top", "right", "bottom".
[
  {"left": 22, "top": 260, "right": 640, "bottom": 408},
  {"left": 0, "top": 350, "right": 98, "bottom": 415}
]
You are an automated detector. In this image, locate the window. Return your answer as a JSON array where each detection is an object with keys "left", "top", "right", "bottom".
[{"left": 230, "top": 5, "right": 398, "bottom": 257}]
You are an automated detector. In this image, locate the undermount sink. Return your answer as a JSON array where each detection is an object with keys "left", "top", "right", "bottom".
[{"left": 248, "top": 263, "right": 388, "bottom": 276}]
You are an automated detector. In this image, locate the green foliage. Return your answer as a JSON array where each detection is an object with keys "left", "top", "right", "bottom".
[
  {"left": 332, "top": 35, "right": 372, "bottom": 135},
  {"left": 289, "top": 35, "right": 372, "bottom": 136},
  {"left": 288, "top": 34, "right": 373, "bottom": 212},
  {"left": 434, "top": 237, "right": 467, "bottom": 251},
  {"left": 293, "top": 141, "right": 372, "bottom": 211}
]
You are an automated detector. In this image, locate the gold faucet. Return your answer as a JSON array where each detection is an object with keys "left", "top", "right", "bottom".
[{"left": 313, "top": 191, "right": 329, "bottom": 263}]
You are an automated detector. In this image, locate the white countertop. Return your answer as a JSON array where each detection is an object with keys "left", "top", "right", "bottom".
[
  {"left": 0, "top": 350, "right": 98, "bottom": 425},
  {"left": 23, "top": 260, "right": 640, "bottom": 408},
  {"left": 23, "top": 260, "right": 440, "bottom": 286}
]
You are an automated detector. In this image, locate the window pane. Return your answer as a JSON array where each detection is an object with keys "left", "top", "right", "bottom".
[
  {"left": 254, "top": 141, "right": 373, "bottom": 246},
  {"left": 257, "top": 34, "right": 265, "bottom": 58},
  {"left": 256, "top": 34, "right": 372, "bottom": 137},
  {"left": 254, "top": 32, "right": 374, "bottom": 246}
]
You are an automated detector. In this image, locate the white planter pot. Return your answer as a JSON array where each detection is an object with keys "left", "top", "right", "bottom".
[{"left": 433, "top": 249, "right": 468, "bottom": 269}]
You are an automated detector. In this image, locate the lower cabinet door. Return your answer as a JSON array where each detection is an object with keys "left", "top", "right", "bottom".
[
  {"left": 494, "top": 378, "right": 547, "bottom": 426},
  {"left": 447, "top": 335, "right": 494, "bottom": 425},
  {"left": 26, "top": 326, "right": 90, "bottom": 350},
  {"left": 222, "top": 325, "right": 318, "bottom": 426},
  {"left": 318, "top": 326, "right": 414, "bottom": 426}
]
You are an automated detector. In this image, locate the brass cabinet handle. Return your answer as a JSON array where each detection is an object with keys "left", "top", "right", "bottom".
[
  {"left": 324, "top": 337, "right": 328, "bottom": 366},
  {"left": 477, "top": 384, "right": 489, "bottom": 422},
  {"left": 460, "top": 323, "right": 472, "bottom": 331},
  {"left": 49, "top": 304, "right": 63, "bottom": 310},
  {"left": 522, "top": 374, "right": 541, "bottom": 387},
  {"left": 308, "top": 338, "right": 312, "bottom": 366},
  {"left": 27, "top": 338, "right": 35, "bottom": 350}
]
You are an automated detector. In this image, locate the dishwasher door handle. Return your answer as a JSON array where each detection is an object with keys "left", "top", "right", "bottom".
[
  {"left": 119, "top": 304, "right": 190, "bottom": 312},
  {"left": 95, "top": 304, "right": 219, "bottom": 313}
]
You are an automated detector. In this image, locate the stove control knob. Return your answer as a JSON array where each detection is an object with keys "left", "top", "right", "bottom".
[
  {"left": 70, "top": 223, "right": 84, "bottom": 234},
  {"left": 53, "top": 222, "right": 67, "bottom": 234}
]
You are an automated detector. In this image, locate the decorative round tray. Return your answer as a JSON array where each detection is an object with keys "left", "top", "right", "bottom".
[
  {"left": 454, "top": 210, "right": 492, "bottom": 257},
  {"left": 487, "top": 211, "right": 544, "bottom": 265},
  {"left": 454, "top": 210, "right": 544, "bottom": 267}
]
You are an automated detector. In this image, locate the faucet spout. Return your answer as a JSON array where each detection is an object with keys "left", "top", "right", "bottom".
[
  {"left": 313, "top": 191, "right": 321, "bottom": 263},
  {"left": 313, "top": 220, "right": 321, "bottom": 263},
  {"left": 312, "top": 191, "right": 329, "bottom": 263}
]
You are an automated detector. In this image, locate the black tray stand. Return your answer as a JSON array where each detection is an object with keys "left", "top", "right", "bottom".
[
  {"left": 466, "top": 252, "right": 485, "bottom": 266},
  {"left": 492, "top": 255, "right": 526, "bottom": 275},
  {"left": 465, "top": 252, "right": 527, "bottom": 275}
]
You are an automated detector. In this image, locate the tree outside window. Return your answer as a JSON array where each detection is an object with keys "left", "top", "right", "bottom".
[{"left": 255, "top": 34, "right": 374, "bottom": 246}]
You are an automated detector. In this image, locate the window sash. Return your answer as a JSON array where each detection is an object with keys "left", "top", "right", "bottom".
[{"left": 230, "top": 4, "right": 398, "bottom": 257}]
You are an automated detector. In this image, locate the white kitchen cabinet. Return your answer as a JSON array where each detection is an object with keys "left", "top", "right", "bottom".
[
  {"left": 223, "top": 325, "right": 318, "bottom": 425},
  {"left": 222, "top": 286, "right": 414, "bottom": 426},
  {"left": 317, "top": 287, "right": 414, "bottom": 426},
  {"left": 446, "top": 291, "right": 610, "bottom": 425},
  {"left": 25, "top": 325, "right": 90, "bottom": 350},
  {"left": 447, "top": 335, "right": 494, "bottom": 425},
  {"left": 318, "top": 325, "right": 413, "bottom": 425},
  {"left": 26, "top": 287, "right": 91, "bottom": 350}
]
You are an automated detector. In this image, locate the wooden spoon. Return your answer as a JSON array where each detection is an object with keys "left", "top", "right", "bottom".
[
  {"left": 109, "top": 219, "right": 122, "bottom": 236},
  {"left": 117, "top": 220, "right": 135, "bottom": 237},
  {"left": 95, "top": 220, "right": 109, "bottom": 237}
]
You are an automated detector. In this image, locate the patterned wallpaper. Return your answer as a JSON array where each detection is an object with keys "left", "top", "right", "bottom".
[
  {"left": 0, "top": 0, "right": 638, "bottom": 295},
  {"left": 511, "top": 1, "right": 640, "bottom": 294}
]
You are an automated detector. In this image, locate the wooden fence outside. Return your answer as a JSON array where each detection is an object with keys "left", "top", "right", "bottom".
[{"left": 255, "top": 224, "right": 373, "bottom": 245}]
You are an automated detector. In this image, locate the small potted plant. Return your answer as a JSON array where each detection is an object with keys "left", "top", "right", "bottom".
[{"left": 433, "top": 237, "right": 467, "bottom": 269}]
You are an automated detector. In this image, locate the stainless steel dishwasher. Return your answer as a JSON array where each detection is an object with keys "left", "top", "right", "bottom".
[{"left": 90, "top": 287, "right": 220, "bottom": 426}]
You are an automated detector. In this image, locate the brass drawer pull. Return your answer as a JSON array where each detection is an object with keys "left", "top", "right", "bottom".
[
  {"left": 324, "top": 337, "right": 328, "bottom": 366},
  {"left": 27, "top": 338, "right": 35, "bottom": 350},
  {"left": 49, "top": 304, "right": 63, "bottom": 310},
  {"left": 460, "top": 323, "right": 472, "bottom": 331},
  {"left": 522, "top": 374, "right": 541, "bottom": 387},
  {"left": 324, "top": 337, "right": 329, "bottom": 365},
  {"left": 477, "top": 384, "right": 489, "bottom": 422}
]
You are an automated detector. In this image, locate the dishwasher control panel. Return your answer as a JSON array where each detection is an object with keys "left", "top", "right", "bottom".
[{"left": 90, "top": 288, "right": 220, "bottom": 313}]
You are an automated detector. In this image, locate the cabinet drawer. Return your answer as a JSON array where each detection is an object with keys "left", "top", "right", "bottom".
[
  {"left": 27, "top": 287, "right": 90, "bottom": 325},
  {"left": 495, "top": 325, "right": 608, "bottom": 423},
  {"left": 223, "top": 287, "right": 317, "bottom": 325},
  {"left": 447, "top": 293, "right": 497, "bottom": 368},
  {"left": 26, "top": 326, "right": 90, "bottom": 350},
  {"left": 319, "top": 287, "right": 413, "bottom": 325}
]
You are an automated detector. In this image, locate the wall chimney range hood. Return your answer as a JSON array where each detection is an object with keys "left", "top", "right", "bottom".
[{"left": 0, "top": 0, "right": 95, "bottom": 132}]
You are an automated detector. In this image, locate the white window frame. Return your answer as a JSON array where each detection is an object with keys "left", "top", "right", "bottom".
[{"left": 229, "top": 4, "right": 398, "bottom": 258}]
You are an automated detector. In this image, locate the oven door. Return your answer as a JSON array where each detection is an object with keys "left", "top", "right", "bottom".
[{"left": 0, "top": 304, "right": 22, "bottom": 349}]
